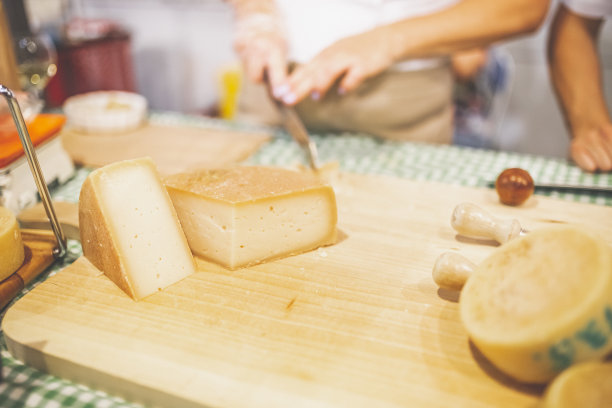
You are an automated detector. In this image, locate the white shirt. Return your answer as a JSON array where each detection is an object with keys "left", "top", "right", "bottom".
[
  {"left": 276, "top": 0, "right": 460, "bottom": 69},
  {"left": 562, "top": 0, "right": 612, "bottom": 17}
]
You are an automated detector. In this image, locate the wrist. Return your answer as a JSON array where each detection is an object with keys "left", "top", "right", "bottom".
[
  {"left": 383, "top": 19, "right": 435, "bottom": 63},
  {"left": 568, "top": 110, "right": 611, "bottom": 136},
  {"left": 381, "top": 24, "right": 408, "bottom": 64},
  {"left": 569, "top": 116, "right": 612, "bottom": 139}
]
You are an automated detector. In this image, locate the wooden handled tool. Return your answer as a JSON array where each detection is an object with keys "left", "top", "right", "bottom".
[
  {"left": 435, "top": 203, "right": 529, "bottom": 291},
  {"left": 432, "top": 252, "right": 476, "bottom": 291},
  {"left": 451, "top": 202, "right": 526, "bottom": 244}
]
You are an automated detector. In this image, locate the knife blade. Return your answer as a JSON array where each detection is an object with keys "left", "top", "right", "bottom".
[
  {"left": 277, "top": 104, "right": 319, "bottom": 170},
  {"left": 486, "top": 180, "right": 612, "bottom": 193},
  {"left": 264, "top": 74, "right": 319, "bottom": 170}
]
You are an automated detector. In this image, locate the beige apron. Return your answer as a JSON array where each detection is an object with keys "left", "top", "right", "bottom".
[{"left": 236, "top": 64, "right": 453, "bottom": 144}]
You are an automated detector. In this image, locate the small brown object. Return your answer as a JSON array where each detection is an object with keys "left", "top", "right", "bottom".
[{"left": 495, "top": 168, "right": 534, "bottom": 206}]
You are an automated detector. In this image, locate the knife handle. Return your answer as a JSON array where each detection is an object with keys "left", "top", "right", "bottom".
[
  {"left": 432, "top": 252, "right": 476, "bottom": 291},
  {"left": 451, "top": 202, "right": 524, "bottom": 244}
]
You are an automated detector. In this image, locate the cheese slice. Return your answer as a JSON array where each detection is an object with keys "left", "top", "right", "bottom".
[
  {"left": 79, "top": 157, "right": 196, "bottom": 300},
  {"left": 0, "top": 206, "right": 25, "bottom": 280},
  {"left": 164, "top": 166, "right": 338, "bottom": 270},
  {"left": 460, "top": 225, "right": 612, "bottom": 383},
  {"left": 542, "top": 361, "right": 612, "bottom": 408}
]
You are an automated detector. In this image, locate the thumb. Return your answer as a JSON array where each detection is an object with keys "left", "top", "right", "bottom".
[{"left": 266, "top": 48, "right": 288, "bottom": 95}]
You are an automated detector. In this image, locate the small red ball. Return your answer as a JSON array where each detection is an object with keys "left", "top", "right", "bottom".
[{"left": 495, "top": 168, "right": 534, "bottom": 206}]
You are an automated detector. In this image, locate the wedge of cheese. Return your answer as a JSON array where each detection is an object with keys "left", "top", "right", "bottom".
[
  {"left": 542, "top": 361, "right": 612, "bottom": 408},
  {"left": 460, "top": 225, "right": 612, "bottom": 383},
  {"left": 0, "top": 206, "right": 25, "bottom": 280},
  {"left": 79, "top": 158, "right": 196, "bottom": 300},
  {"left": 164, "top": 166, "right": 338, "bottom": 270}
]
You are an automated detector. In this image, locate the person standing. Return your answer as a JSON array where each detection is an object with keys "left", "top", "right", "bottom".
[
  {"left": 229, "top": 0, "right": 549, "bottom": 143},
  {"left": 548, "top": 0, "right": 612, "bottom": 172}
]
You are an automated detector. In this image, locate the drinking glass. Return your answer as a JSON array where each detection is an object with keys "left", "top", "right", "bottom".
[{"left": 14, "top": 32, "right": 58, "bottom": 97}]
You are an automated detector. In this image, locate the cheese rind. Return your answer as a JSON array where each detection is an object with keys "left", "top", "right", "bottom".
[
  {"left": 164, "top": 166, "right": 338, "bottom": 270},
  {"left": 0, "top": 206, "right": 25, "bottom": 280},
  {"left": 79, "top": 158, "right": 196, "bottom": 300},
  {"left": 542, "top": 361, "right": 612, "bottom": 408},
  {"left": 460, "top": 225, "right": 612, "bottom": 383}
]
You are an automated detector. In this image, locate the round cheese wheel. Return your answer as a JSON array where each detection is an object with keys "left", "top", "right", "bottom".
[
  {"left": 460, "top": 225, "right": 612, "bottom": 383},
  {"left": 0, "top": 206, "right": 25, "bottom": 280},
  {"left": 542, "top": 361, "right": 612, "bottom": 407}
]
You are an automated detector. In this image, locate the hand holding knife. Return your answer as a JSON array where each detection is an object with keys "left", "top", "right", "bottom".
[{"left": 264, "top": 73, "right": 319, "bottom": 171}]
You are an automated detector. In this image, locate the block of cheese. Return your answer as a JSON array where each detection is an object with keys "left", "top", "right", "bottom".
[
  {"left": 542, "top": 361, "right": 612, "bottom": 408},
  {"left": 164, "top": 166, "right": 338, "bottom": 270},
  {"left": 460, "top": 225, "right": 612, "bottom": 383},
  {"left": 79, "top": 157, "right": 196, "bottom": 300},
  {"left": 0, "top": 206, "right": 25, "bottom": 280}
]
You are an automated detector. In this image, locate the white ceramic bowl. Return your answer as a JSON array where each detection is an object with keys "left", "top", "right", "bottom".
[{"left": 63, "top": 91, "right": 148, "bottom": 134}]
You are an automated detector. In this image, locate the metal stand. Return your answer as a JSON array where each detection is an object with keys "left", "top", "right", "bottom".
[{"left": 0, "top": 84, "right": 67, "bottom": 259}]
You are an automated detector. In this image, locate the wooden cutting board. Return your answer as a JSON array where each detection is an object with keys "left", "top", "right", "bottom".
[
  {"left": 4, "top": 173, "right": 612, "bottom": 407},
  {"left": 61, "top": 123, "right": 271, "bottom": 175},
  {"left": 0, "top": 230, "right": 58, "bottom": 310}
]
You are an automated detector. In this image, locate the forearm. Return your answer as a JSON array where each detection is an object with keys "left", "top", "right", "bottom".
[
  {"left": 385, "top": 0, "right": 550, "bottom": 60},
  {"left": 547, "top": 5, "right": 609, "bottom": 133}
]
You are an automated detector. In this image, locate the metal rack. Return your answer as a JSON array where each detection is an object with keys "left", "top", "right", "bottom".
[{"left": 0, "top": 84, "right": 67, "bottom": 259}]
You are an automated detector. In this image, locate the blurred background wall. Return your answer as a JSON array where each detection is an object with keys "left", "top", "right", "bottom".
[{"left": 25, "top": 0, "right": 612, "bottom": 159}]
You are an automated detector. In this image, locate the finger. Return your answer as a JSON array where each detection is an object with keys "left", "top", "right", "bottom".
[
  {"left": 280, "top": 66, "right": 317, "bottom": 105},
  {"left": 274, "top": 64, "right": 307, "bottom": 101},
  {"left": 300, "top": 61, "right": 349, "bottom": 103},
  {"left": 570, "top": 139, "right": 597, "bottom": 172},
  {"left": 245, "top": 52, "right": 266, "bottom": 84},
  {"left": 583, "top": 130, "right": 612, "bottom": 171},
  {"left": 595, "top": 129, "right": 612, "bottom": 171},
  {"left": 338, "top": 66, "right": 367, "bottom": 94},
  {"left": 266, "top": 48, "right": 288, "bottom": 94},
  {"left": 599, "top": 151, "right": 612, "bottom": 172},
  {"left": 283, "top": 75, "right": 316, "bottom": 105},
  {"left": 590, "top": 145, "right": 612, "bottom": 171},
  {"left": 311, "top": 62, "right": 350, "bottom": 99},
  {"left": 598, "top": 125, "right": 612, "bottom": 157}
]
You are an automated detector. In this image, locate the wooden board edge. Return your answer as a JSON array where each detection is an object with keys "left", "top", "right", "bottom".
[{"left": 1, "top": 329, "right": 202, "bottom": 408}]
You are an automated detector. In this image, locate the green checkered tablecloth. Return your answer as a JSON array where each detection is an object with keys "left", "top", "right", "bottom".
[{"left": 1, "top": 112, "right": 611, "bottom": 408}]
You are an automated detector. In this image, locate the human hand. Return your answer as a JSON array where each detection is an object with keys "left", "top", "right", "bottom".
[
  {"left": 451, "top": 48, "right": 488, "bottom": 81},
  {"left": 233, "top": 13, "right": 288, "bottom": 92},
  {"left": 276, "top": 26, "right": 396, "bottom": 105},
  {"left": 570, "top": 123, "right": 612, "bottom": 172}
]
